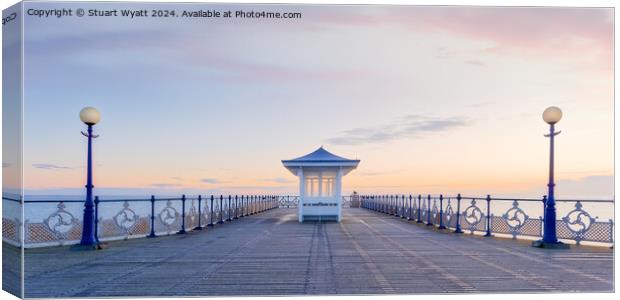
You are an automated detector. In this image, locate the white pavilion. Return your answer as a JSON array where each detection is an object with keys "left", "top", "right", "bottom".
[{"left": 282, "top": 147, "right": 360, "bottom": 222}]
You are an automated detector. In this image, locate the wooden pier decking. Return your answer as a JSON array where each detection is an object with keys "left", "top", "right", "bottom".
[{"left": 13, "top": 208, "right": 614, "bottom": 297}]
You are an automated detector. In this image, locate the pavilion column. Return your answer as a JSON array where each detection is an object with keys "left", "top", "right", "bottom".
[
  {"left": 298, "top": 167, "right": 304, "bottom": 223},
  {"left": 318, "top": 173, "right": 323, "bottom": 198}
]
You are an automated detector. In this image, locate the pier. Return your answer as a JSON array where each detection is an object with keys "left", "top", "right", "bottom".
[{"left": 5, "top": 207, "right": 613, "bottom": 297}]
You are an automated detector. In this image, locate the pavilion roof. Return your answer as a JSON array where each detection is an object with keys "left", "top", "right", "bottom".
[{"left": 282, "top": 147, "right": 360, "bottom": 165}]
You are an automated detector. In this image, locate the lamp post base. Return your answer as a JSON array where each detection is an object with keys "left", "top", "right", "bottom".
[{"left": 531, "top": 240, "right": 570, "bottom": 249}]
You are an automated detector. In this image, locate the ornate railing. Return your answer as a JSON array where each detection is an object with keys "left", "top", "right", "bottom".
[
  {"left": 360, "top": 194, "right": 614, "bottom": 246},
  {"left": 2, "top": 195, "right": 279, "bottom": 248}
]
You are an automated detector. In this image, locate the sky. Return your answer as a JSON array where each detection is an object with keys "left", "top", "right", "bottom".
[{"left": 11, "top": 2, "right": 614, "bottom": 199}]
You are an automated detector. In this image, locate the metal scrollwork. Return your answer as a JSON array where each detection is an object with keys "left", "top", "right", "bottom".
[
  {"left": 279, "top": 196, "right": 299, "bottom": 208},
  {"left": 43, "top": 202, "right": 78, "bottom": 239},
  {"left": 114, "top": 201, "right": 139, "bottom": 233},
  {"left": 464, "top": 199, "right": 483, "bottom": 232},
  {"left": 431, "top": 199, "right": 439, "bottom": 220},
  {"left": 158, "top": 200, "right": 178, "bottom": 230},
  {"left": 502, "top": 200, "right": 528, "bottom": 237},
  {"left": 188, "top": 200, "right": 197, "bottom": 224},
  {"left": 445, "top": 199, "right": 454, "bottom": 225},
  {"left": 562, "top": 201, "right": 596, "bottom": 242}
]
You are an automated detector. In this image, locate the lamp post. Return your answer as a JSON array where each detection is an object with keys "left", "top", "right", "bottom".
[
  {"left": 533, "top": 106, "right": 569, "bottom": 249},
  {"left": 76, "top": 107, "right": 101, "bottom": 250}
]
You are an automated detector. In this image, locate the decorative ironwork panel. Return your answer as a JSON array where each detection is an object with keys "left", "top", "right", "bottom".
[
  {"left": 155, "top": 200, "right": 180, "bottom": 234},
  {"left": 113, "top": 201, "right": 139, "bottom": 234},
  {"left": 186, "top": 200, "right": 198, "bottom": 229},
  {"left": 26, "top": 220, "right": 82, "bottom": 244},
  {"left": 579, "top": 220, "right": 614, "bottom": 243},
  {"left": 444, "top": 199, "right": 454, "bottom": 228},
  {"left": 2, "top": 218, "right": 19, "bottom": 243},
  {"left": 556, "top": 201, "right": 604, "bottom": 244},
  {"left": 520, "top": 218, "right": 543, "bottom": 237},
  {"left": 462, "top": 199, "right": 485, "bottom": 233},
  {"left": 420, "top": 200, "right": 428, "bottom": 221},
  {"left": 279, "top": 196, "right": 299, "bottom": 208},
  {"left": 202, "top": 202, "right": 210, "bottom": 224},
  {"left": 99, "top": 217, "right": 149, "bottom": 239},
  {"left": 34, "top": 202, "right": 81, "bottom": 241},
  {"left": 499, "top": 200, "right": 529, "bottom": 238},
  {"left": 431, "top": 199, "right": 439, "bottom": 224}
]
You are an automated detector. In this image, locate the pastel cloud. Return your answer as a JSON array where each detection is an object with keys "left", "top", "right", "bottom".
[
  {"left": 326, "top": 115, "right": 470, "bottom": 145},
  {"left": 258, "top": 177, "right": 295, "bottom": 184},
  {"left": 312, "top": 6, "right": 612, "bottom": 73},
  {"left": 32, "top": 163, "right": 72, "bottom": 170},
  {"left": 201, "top": 178, "right": 221, "bottom": 184},
  {"left": 149, "top": 183, "right": 183, "bottom": 188}
]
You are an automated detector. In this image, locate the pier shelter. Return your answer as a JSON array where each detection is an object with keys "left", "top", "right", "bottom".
[{"left": 282, "top": 147, "right": 360, "bottom": 222}]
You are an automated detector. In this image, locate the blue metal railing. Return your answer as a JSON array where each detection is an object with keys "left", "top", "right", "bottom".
[
  {"left": 2, "top": 195, "right": 279, "bottom": 248},
  {"left": 360, "top": 194, "right": 614, "bottom": 246}
]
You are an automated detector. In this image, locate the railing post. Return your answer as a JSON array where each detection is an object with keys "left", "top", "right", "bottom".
[
  {"left": 417, "top": 194, "right": 423, "bottom": 223},
  {"left": 148, "top": 195, "right": 157, "bottom": 237},
  {"left": 245, "top": 195, "right": 250, "bottom": 216},
  {"left": 195, "top": 195, "right": 203, "bottom": 230},
  {"left": 94, "top": 196, "right": 100, "bottom": 243},
  {"left": 226, "top": 195, "right": 232, "bottom": 221},
  {"left": 218, "top": 195, "right": 224, "bottom": 224},
  {"left": 385, "top": 195, "right": 388, "bottom": 214},
  {"left": 394, "top": 195, "right": 397, "bottom": 216},
  {"left": 484, "top": 194, "right": 492, "bottom": 237},
  {"left": 240, "top": 195, "right": 245, "bottom": 217},
  {"left": 438, "top": 194, "right": 446, "bottom": 229},
  {"left": 427, "top": 194, "right": 433, "bottom": 226},
  {"left": 407, "top": 195, "right": 413, "bottom": 220},
  {"left": 454, "top": 193, "right": 463, "bottom": 233},
  {"left": 384, "top": 195, "right": 387, "bottom": 214},
  {"left": 177, "top": 195, "right": 187, "bottom": 234},
  {"left": 234, "top": 195, "right": 239, "bottom": 219},
  {"left": 207, "top": 195, "right": 214, "bottom": 227}
]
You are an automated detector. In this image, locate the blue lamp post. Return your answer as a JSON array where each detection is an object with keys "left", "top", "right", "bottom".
[
  {"left": 533, "top": 106, "right": 569, "bottom": 249},
  {"left": 75, "top": 107, "right": 101, "bottom": 250}
]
